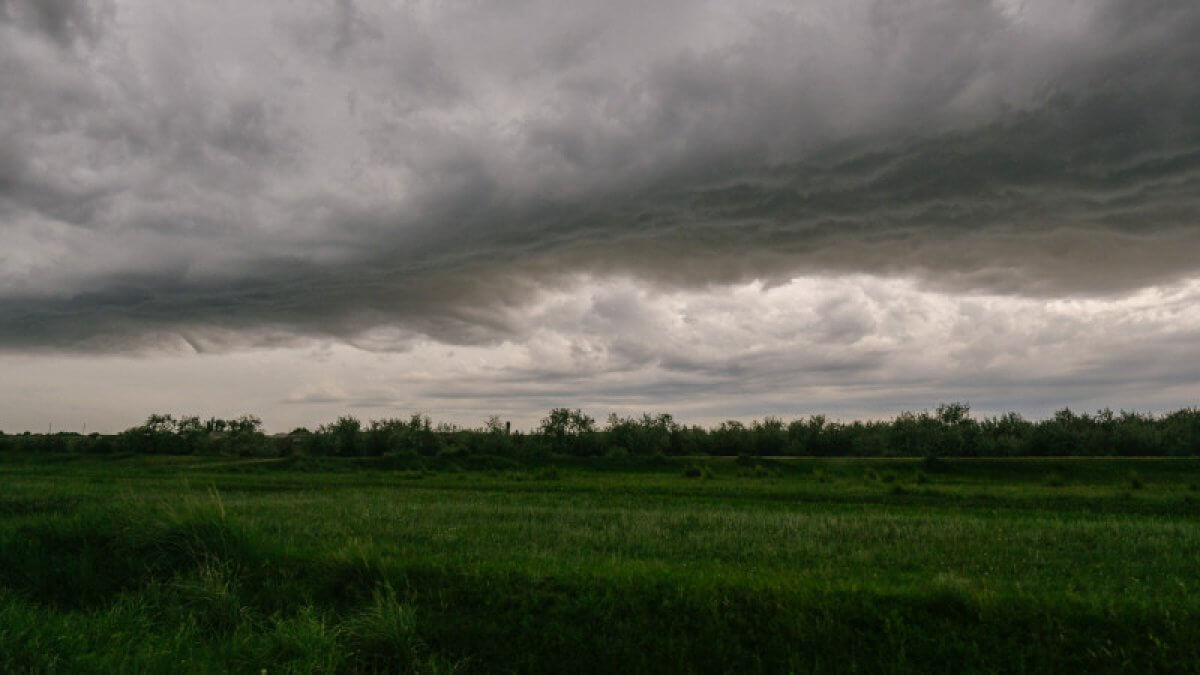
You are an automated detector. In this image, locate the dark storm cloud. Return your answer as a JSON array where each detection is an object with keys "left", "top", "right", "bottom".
[
  {"left": 0, "top": 0, "right": 111, "bottom": 46},
  {"left": 1, "top": 0, "right": 1199, "bottom": 352}
]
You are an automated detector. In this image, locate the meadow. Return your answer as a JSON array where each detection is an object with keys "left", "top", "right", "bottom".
[{"left": 1, "top": 453, "right": 1198, "bottom": 673}]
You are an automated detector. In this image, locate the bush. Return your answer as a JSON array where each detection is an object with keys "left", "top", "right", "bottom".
[{"left": 342, "top": 584, "right": 433, "bottom": 673}]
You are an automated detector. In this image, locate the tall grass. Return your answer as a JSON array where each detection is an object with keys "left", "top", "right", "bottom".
[{"left": 1, "top": 455, "right": 1198, "bottom": 672}]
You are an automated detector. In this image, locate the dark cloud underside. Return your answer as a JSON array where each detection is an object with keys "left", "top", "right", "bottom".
[{"left": 1, "top": 0, "right": 1199, "bottom": 352}]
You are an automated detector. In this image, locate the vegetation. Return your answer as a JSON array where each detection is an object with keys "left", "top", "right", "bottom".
[
  {"left": 1, "top": 453, "right": 1198, "bottom": 672},
  {"left": 4, "top": 403, "right": 1199, "bottom": 458}
]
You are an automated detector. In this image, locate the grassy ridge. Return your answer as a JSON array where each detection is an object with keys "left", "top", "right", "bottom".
[{"left": 1, "top": 455, "right": 1198, "bottom": 673}]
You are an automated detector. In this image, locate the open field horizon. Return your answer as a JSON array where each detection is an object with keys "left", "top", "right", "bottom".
[
  {"left": 5, "top": 1, "right": 1200, "bottom": 671},
  {"left": 3, "top": 453, "right": 1198, "bottom": 672}
]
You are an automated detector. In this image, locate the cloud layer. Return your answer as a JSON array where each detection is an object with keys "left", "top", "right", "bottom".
[
  {"left": 5, "top": 274, "right": 1200, "bottom": 432},
  {"left": 2, "top": 0, "right": 1199, "bottom": 352}
]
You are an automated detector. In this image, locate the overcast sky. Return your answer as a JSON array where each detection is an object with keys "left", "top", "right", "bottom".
[{"left": 2, "top": 0, "right": 1199, "bottom": 433}]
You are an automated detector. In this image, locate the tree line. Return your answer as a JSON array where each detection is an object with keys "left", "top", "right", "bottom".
[{"left": 2, "top": 403, "right": 1198, "bottom": 458}]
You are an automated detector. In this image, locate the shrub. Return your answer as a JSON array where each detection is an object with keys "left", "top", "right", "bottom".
[{"left": 342, "top": 584, "right": 426, "bottom": 673}]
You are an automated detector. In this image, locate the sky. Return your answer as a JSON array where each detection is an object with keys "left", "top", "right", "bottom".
[{"left": 2, "top": 0, "right": 1199, "bottom": 433}]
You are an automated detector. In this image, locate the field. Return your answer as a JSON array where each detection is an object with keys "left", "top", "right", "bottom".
[{"left": 2, "top": 454, "right": 1198, "bottom": 673}]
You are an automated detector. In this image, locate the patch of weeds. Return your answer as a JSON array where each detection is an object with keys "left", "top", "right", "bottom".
[
  {"left": 737, "top": 465, "right": 769, "bottom": 479},
  {"left": 0, "top": 496, "right": 84, "bottom": 517},
  {"left": 264, "top": 606, "right": 342, "bottom": 672},
  {"left": 166, "top": 562, "right": 248, "bottom": 634},
  {"left": 342, "top": 583, "right": 445, "bottom": 674},
  {"left": 534, "top": 466, "right": 560, "bottom": 481}
]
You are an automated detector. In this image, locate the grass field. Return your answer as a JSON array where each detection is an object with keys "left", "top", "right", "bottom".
[{"left": 1, "top": 454, "right": 1198, "bottom": 673}]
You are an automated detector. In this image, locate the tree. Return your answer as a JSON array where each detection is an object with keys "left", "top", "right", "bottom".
[
  {"left": 936, "top": 402, "right": 970, "bottom": 426},
  {"left": 320, "top": 415, "right": 362, "bottom": 456},
  {"left": 540, "top": 408, "right": 595, "bottom": 454}
]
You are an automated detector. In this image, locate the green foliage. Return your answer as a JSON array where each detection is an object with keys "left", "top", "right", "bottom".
[
  {"left": 342, "top": 584, "right": 435, "bottom": 673},
  {"left": 1, "top": 456, "right": 1200, "bottom": 671},
  {"left": 534, "top": 465, "right": 561, "bottom": 481},
  {"left": 4, "top": 405, "right": 1200, "bottom": 462}
]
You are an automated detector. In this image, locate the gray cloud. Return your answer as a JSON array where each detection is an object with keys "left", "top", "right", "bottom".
[
  {"left": 1, "top": 0, "right": 1199, "bottom": 353},
  {"left": 4, "top": 274, "right": 1200, "bottom": 433},
  {"left": 0, "top": 0, "right": 112, "bottom": 46}
]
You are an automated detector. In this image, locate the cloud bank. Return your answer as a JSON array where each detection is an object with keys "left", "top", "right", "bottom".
[
  {"left": 5, "top": 274, "right": 1200, "bottom": 432},
  {"left": 1, "top": 0, "right": 1198, "bottom": 353}
]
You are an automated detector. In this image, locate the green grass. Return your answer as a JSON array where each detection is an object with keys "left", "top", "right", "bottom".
[{"left": 1, "top": 454, "right": 1198, "bottom": 673}]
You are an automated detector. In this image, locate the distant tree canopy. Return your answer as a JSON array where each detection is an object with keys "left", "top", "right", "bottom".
[{"left": 1, "top": 404, "right": 1198, "bottom": 458}]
